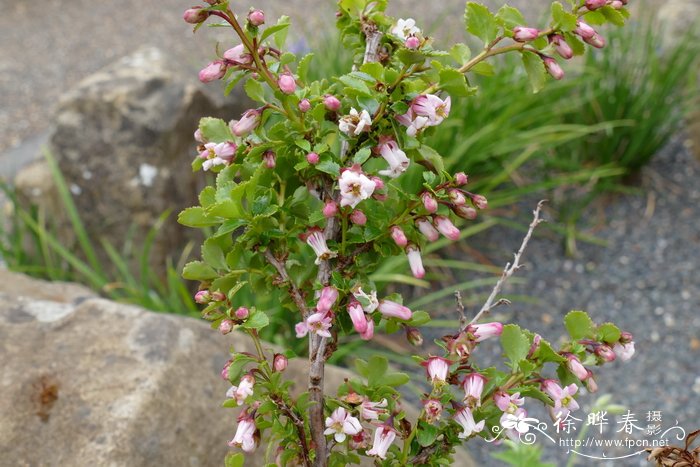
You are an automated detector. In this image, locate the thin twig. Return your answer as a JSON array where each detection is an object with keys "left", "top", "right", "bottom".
[
  {"left": 270, "top": 394, "right": 312, "bottom": 467},
  {"left": 455, "top": 291, "right": 467, "bottom": 330},
  {"left": 263, "top": 249, "right": 310, "bottom": 317},
  {"left": 468, "top": 200, "right": 546, "bottom": 327}
]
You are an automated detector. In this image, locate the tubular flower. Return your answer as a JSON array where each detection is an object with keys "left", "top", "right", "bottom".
[
  {"left": 347, "top": 300, "right": 368, "bottom": 334},
  {"left": 469, "top": 322, "right": 504, "bottom": 342},
  {"left": 462, "top": 372, "right": 487, "bottom": 407},
  {"left": 360, "top": 398, "right": 388, "bottom": 421},
  {"left": 416, "top": 217, "right": 440, "bottom": 242},
  {"left": 377, "top": 138, "right": 410, "bottom": 178},
  {"left": 421, "top": 356, "right": 452, "bottom": 383},
  {"left": 302, "top": 228, "right": 337, "bottom": 264},
  {"left": 366, "top": 423, "right": 397, "bottom": 459},
  {"left": 226, "top": 374, "right": 255, "bottom": 406},
  {"left": 223, "top": 44, "right": 253, "bottom": 65},
  {"left": 316, "top": 286, "right": 339, "bottom": 314},
  {"left": 434, "top": 215, "right": 460, "bottom": 241},
  {"left": 352, "top": 287, "right": 379, "bottom": 313},
  {"left": 228, "top": 410, "right": 257, "bottom": 453},
  {"left": 406, "top": 244, "right": 425, "bottom": 279},
  {"left": 230, "top": 108, "right": 262, "bottom": 136},
  {"left": 378, "top": 300, "right": 412, "bottom": 321},
  {"left": 454, "top": 406, "right": 485, "bottom": 439},
  {"left": 339, "top": 108, "right": 372, "bottom": 136}
]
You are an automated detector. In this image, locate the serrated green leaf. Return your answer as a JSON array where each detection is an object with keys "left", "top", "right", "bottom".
[
  {"left": 408, "top": 310, "right": 431, "bottom": 327},
  {"left": 202, "top": 237, "right": 228, "bottom": 270},
  {"left": 353, "top": 147, "right": 372, "bottom": 164},
  {"left": 297, "top": 53, "right": 314, "bottom": 83},
  {"left": 597, "top": 322, "right": 621, "bottom": 344},
  {"left": 496, "top": 5, "right": 525, "bottom": 29},
  {"left": 521, "top": 52, "right": 546, "bottom": 93},
  {"left": 450, "top": 43, "right": 472, "bottom": 64},
  {"left": 501, "top": 324, "right": 530, "bottom": 368},
  {"left": 178, "top": 206, "right": 219, "bottom": 227},
  {"left": 417, "top": 421, "right": 439, "bottom": 447},
  {"left": 260, "top": 16, "right": 290, "bottom": 49},
  {"left": 465, "top": 2, "right": 499, "bottom": 46},
  {"left": 534, "top": 339, "right": 566, "bottom": 363},
  {"left": 199, "top": 117, "right": 233, "bottom": 143},
  {"left": 182, "top": 261, "right": 217, "bottom": 280},
  {"left": 382, "top": 372, "right": 410, "bottom": 387},
  {"left": 439, "top": 68, "right": 472, "bottom": 97},
  {"left": 471, "top": 61, "right": 495, "bottom": 76},
  {"left": 225, "top": 453, "right": 245, "bottom": 467},
  {"left": 600, "top": 5, "right": 626, "bottom": 26},
  {"left": 416, "top": 145, "right": 445, "bottom": 173},
  {"left": 316, "top": 159, "right": 340, "bottom": 176},
  {"left": 243, "top": 309, "right": 269, "bottom": 330},
  {"left": 564, "top": 310, "right": 595, "bottom": 340},
  {"left": 551, "top": 2, "right": 578, "bottom": 32},
  {"left": 244, "top": 78, "right": 266, "bottom": 103}
]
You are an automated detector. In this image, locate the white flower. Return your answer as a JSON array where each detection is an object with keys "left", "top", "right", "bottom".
[
  {"left": 296, "top": 312, "right": 333, "bottom": 338},
  {"left": 339, "top": 108, "right": 372, "bottom": 136},
  {"left": 324, "top": 407, "right": 362, "bottom": 443},
  {"left": 352, "top": 287, "right": 379, "bottom": 313},
  {"left": 366, "top": 424, "right": 397, "bottom": 459},
  {"left": 228, "top": 412, "right": 257, "bottom": 453},
  {"left": 304, "top": 228, "right": 337, "bottom": 265},
  {"left": 360, "top": 399, "right": 387, "bottom": 421},
  {"left": 391, "top": 18, "right": 421, "bottom": 40},
  {"left": 226, "top": 374, "right": 255, "bottom": 406},
  {"left": 613, "top": 341, "right": 635, "bottom": 361},
  {"left": 454, "top": 407, "right": 485, "bottom": 439},
  {"left": 339, "top": 170, "right": 376, "bottom": 208},
  {"left": 377, "top": 139, "right": 410, "bottom": 178}
]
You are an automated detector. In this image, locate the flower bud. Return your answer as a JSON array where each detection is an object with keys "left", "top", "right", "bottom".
[
  {"left": 584, "top": 33, "right": 606, "bottom": 49},
  {"left": 263, "top": 150, "right": 276, "bottom": 169},
  {"left": 248, "top": 9, "right": 265, "bottom": 26},
  {"left": 584, "top": 371, "right": 598, "bottom": 392},
  {"left": 469, "top": 322, "right": 503, "bottom": 342},
  {"left": 194, "top": 290, "right": 211, "bottom": 304},
  {"left": 620, "top": 331, "right": 634, "bottom": 343},
  {"left": 323, "top": 200, "right": 339, "bottom": 218},
  {"left": 452, "top": 205, "right": 478, "bottom": 220},
  {"left": 448, "top": 189, "right": 467, "bottom": 206},
  {"left": 527, "top": 334, "right": 542, "bottom": 358},
  {"left": 211, "top": 291, "right": 226, "bottom": 302},
  {"left": 298, "top": 98, "right": 311, "bottom": 112},
  {"left": 405, "top": 36, "right": 421, "bottom": 50},
  {"left": 434, "top": 215, "right": 460, "bottom": 241},
  {"left": 323, "top": 94, "right": 341, "bottom": 111},
  {"left": 390, "top": 226, "right": 408, "bottom": 247},
  {"left": 422, "top": 398, "right": 443, "bottom": 422},
  {"left": 230, "top": 108, "right": 262, "bottom": 137},
  {"left": 549, "top": 34, "right": 573, "bottom": 60},
  {"left": 421, "top": 192, "right": 438, "bottom": 213},
  {"left": 566, "top": 354, "right": 589, "bottom": 380},
  {"left": 471, "top": 194, "right": 488, "bottom": 210},
  {"left": 585, "top": 0, "right": 606, "bottom": 10},
  {"left": 405, "top": 326, "right": 423, "bottom": 346},
  {"left": 360, "top": 317, "right": 374, "bottom": 340},
  {"left": 350, "top": 210, "right": 367, "bottom": 225},
  {"left": 306, "top": 152, "right": 319, "bottom": 164},
  {"left": 454, "top": 172, "right": 468, "bottom": 186},
  {"left": 273, "top": 353, "right": 288, "bottom": 372},
  {"left": 575, "top": 22, "right": 597, "bottom": 40},
  {"left": 543, "top": 57, "right": 564, "bottom": 80},
  {"left": 347, "top": 301, "right": 368, "bottom": 334},
  {"left": 513, "top": 26, "right": 540, "bottom": 42},
  {"left": 183, "top": 6, "right": 209, "bottom": 24},
  {"left": 223, "top": 44, "right": 253, "bottom": 64},
  {"left": 198, "top": 61, "right": 226, "bottom": 83},
  {"left": 278, "top": 73, "right": 296, "bottom": 94},
  {"left": 317, "top": 286, "right": 339, "bottom": 314},
  {"left": 194, "top": 128, "right": 205, "bottom": 143},
  {"left": 235, "top": 307, "right": 249, "bottom": 319},
  {"left": 406, "top": 244, "right": 425, "bottom": 279},
  {"left": 219, "top": 319, "right": 234, "bottom": 335},
  {"left": 371, "top": 176, "right": 385, "bottom": 191},
  {"left": 416, "top": 217, "right": 440, "bottom": 242},
  {"left": 595, "top": 344, "right": 616, "bottom": 362},
  {"left": 611, "top": 0, "right": 624, "bottom": 8},
  {"left": 220, "top": 360, "right": 232, "bottom": 380}
]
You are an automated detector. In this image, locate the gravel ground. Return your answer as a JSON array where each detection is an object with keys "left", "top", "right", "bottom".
[{"left": 419, "top": 138, "right": 700, "bottom": 466}]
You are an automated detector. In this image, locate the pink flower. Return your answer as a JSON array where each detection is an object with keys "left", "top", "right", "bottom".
[
  {"left": 585, "top": 371, "right": 598, "bottom": 393},
  {"left": 226, "top": 374, "right": 255, "bottom": 406},
  {"left": 469, "top": 322, "right": 503, "bottom": 342},
  {"left": 235, "top": 307, "right": 249, "bottom": 319},
  {"left": 406, "top": 326, "right": 423, "bottom": 346},
  {"left": 416, "top": 217, "right": 440, "bottom": 242},
  {"left": 194, "top": 290, "right": 210, "bottom": 304},
  {"left": 305, "top": 152, "right": 319, "bottom": 165},
  {"left": 295, "top": 312, "right": 333, "bottom": 338},
  {"left": 194, "top": 128, "right": 205, "bottom": 143},
  {"left": 228, "top": 410, "right": 257, "bottom": 452},
  {"left": 278, "top": 73, "right": 296, "bottom": 94},
  {"left": 405, "top": 36, "right": 421, "bottom": 50},
  {"left": 462, "top": 373, "right": 487, "bottom": 407},
  {"left": 390, "top": 226, "right": 408, "bottom": 247},
  {"left": 198, "top": 60, "right": 226, "bottom": 83},
  {"left": 323, "top": 94, "right": 341, "bottom": 111},
  {"left": 585, "top": 0, "right": 606, "bottom": 10},
  {"left": 471, "top": 194, "right": 488, "bottom": 210},
  {"left": 575, "top": 21, "right": 597, "bottom": 40},
  {"left": 219, "top": 319, "right": 234, "bottom": 335},
  {"left": 454, "top": 172, "right": 468, "bottom": 186},
  {"left": 448, "top": 189, "right": 466, "bottom": 206},
  {"left": 396, "top": 109, "right": 430, "bottom": 137},
  {"left": 360, "top": 398, "right": 387, "bottom": 420},
  {"left": 230, "top": 108, "right": 262, "bottom": 136},
  {"left": 494, "top": 390, "right": 525, "bottom": 412},
  {"left": 248, "top": 9, "right": 265, "bottom": 26},
  {"left": 406, "top": 244, "right": 425, "bottom": 279},
  {"left": 200, "top": 141, "right": 237, "bottom": 171},
  {"left": 584, "top": 33, "right": 606, "bottom": 48},
  {"left": 324, "top": 407, "right": 362, "bottom": 442},
  {"left": 223, "top": 44, "right": 253, "bottom": 65},
  {"left": 322, "top": 200, "right": 338, "bottom": 218},
  {"left": 339, "top": 169, "right": 376, "bottom": 208},
  {"left": 273, "top": 353, "right": 288, "bottom": 372},
  {"left": 377, "top": 138, "right": 410, "bottom": 178},
  {"left": 513, "top": 26, "right": 540, "bottom": 42},
  {"left": 316, "top": 286, "right": 339, "bottom": 314},
  {"left": 595, "top": 344, "right": 617, "bottom": 362},
  {"left": 220, "top": 359, "right": 232, "bottom": 380},
  {"left": 434, "top": 215, "right": 460, "bottom": 241},
  {"left": 613, "top": 341, "right": 635, "bottom": 361},
  {"left": 183, "top": 6, "right": 209, "bottom": 24},
  {"left": 302, "top": 228, "right": 337, "bottom": 264},
  {"left": 423, "top": 398, "right": 443, "bottom": 422},
  {"left": 542, "top": 379, "right": 580, "bottom": 421},
  {"left": 366, "top": 423, "right": 397, "bottom": 459},
  {"left": 411, "top": 94, "right": 451, "bottom": 126},
  {"left": 360, "top": 316, "right": 374, "bottom": 340},
  {"left": 421, "top": 356, "right": 452, "bottom": 383},
  {"left": 347, "top": 301, "right": 368, "bottom": 334},
  {"left": 339, "top": 108, "right": 372, "bottom": 136},
  {"left": 421, "top": 192, "right": 439, "bottom": 213},
  {"left": 454, "top": 406, "right": 485, "bottom": 439},
  {"left": 298, "top": 98, "right": 311, "bottom": 112},
  {"left": 549, "top": 34, "right": 573, "bottom": 60},
  {"left": 263, "top": 150, "right": 276, "bottom": 169},
  {"left": 501, "top": 407, "right": 537, "bottom": 442},
  {"left": 349, "top": 210, "right": 367, "bottom": 225},
  {"left": 566, "top": 354, "right": 589, "bottom": 380},
  {"left": 378, "top": 300, "right": 412, "bottom": 321},
  {"left": 453, "top": 205, "right": 478, "bottom": 220},
  {"left": 543, "top": 56, "right": 564, "bottom": 80}
]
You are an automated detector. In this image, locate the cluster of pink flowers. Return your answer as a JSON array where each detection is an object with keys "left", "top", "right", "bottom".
[{"left": 396, "top": 94, "right": 452, "bottom": 137}]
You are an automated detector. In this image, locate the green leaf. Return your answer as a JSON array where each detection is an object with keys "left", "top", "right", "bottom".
[
  {"left": 564, "top": 310, "right": 595, "bottom": 340},
  {"left": 450, "top": 43, "right": 472, "bottom": 64},
  {"left": 496, "top": 5, "right": 525, "bottom": 29},
  {"left": 500, "top": 324, "right": 530, "bottom": 368},
  {"left": 244, "top": 78, "right": 266, "bottom": 103},
  {"left": 297, "top": 53, "right": 314, "bottom": 83},
  {"left": 202, "top": 237, "right": 228, "bottom": 270},
  {"left": 243, "top": 309, "right": 270, "bottom": 330},
  {"left": 471, "top": 61, "right": 495, "bottom": 76},
  {"left": 353, "top": 147, "right": 372, "bottom": 165},
  {"left": 360, "top": 62, "right": 385, "bottom": 81},
  {"left": 551, "top": 2, "right": 578, "bottom": 32},
  {"left": 366, "top": 355, "right": 388, "bottom": 387},
  {"left": 417, "top": 421, "right": 439, "bottom": 447},
  {"left": 597, "top": 322, "right": 621, "bottom": 344},
  {"left": 260, "top": 16, "right": 290, "bottom": 49},
  {"left": 515, "top": 386, "right": 553, "bottom": 405},
  {"left": 600, "top": 5, "right": 626, "bottom": 26},
  {"left": 439, "top": 68, "right": 472, "bottom": 97},
  {"left": 583, "top": 9, "right": 606, "bottom": 25},
  {"left": 227, "top": 353, "right": 258, "bottom": 383},
  {"left": 416, "top": 145, "right": 445, "bottom": 173},
  {"left": 465, "top": 2, "right": 499, "bottom": 46},
  {"left": 199, "top": 117, "right": 233, "bottom": 143},
  {"left": 382, "top": 372, "right": 410, "bottom": 387},
  {"left": 534, "top": 339, "right": 566, "bottom": 363},
  {"left": 182, "top": 261, "right": 217, "bottom": 280},
  {"left": 408, "top": 310, "right": 431, "bottom": 327},
  {"left": 316, "top": 159, "right": 340, "bottom": 176},
  {"left": 521, "top": 52, "right": 546, "bottom": 93},
  {"left": 225, "top": 453, "right": 245, "bottom": 467},
  {"left": 178, "top": 206, "right": 219, "bottom": 227}
]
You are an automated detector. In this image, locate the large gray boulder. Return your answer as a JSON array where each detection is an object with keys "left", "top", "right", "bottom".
[{"left": 0, "top": 270, "right": 475, "bottom": 466}]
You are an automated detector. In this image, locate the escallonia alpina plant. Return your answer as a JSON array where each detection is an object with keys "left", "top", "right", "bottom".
[{"left": 179, "top": 1, "right": 635, "bottom": 465}]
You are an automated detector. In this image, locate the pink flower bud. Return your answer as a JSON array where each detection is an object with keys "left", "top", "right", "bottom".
[
  {"left": 248, "top": 9, "right": 265, "bottom": 26},
  {"left": 211, "top": 291, "right": 226, "bottom": 302},
  {"left": 306, "top": 152, "right": 319, "bottom": 164},
  {"left": 549, "top": 34, "right": 573, "bottom": 60},
  {"left": 198, "top": 61, "right": 226, "bottom": 83},
  {"left": 405, "top": 36, "right": 421, "bottom": 50},
  {"left": 405, "top": 326, "right": 423, "bottom": 346},
  {"left": 347, "top": 301, "right": 368, "bottom": 334},
  {"left": 371, "top": 176, "right": 385, "bottom": 191},
  {"left": 273, "top": 353, "right": 288, "bottom": 372},
  {"left": 595, "top": 344, "right": 616, "bottom": 362},
  {"left": 317, "top": 286, "right": 339, "bottom": 314},
  {"left": 421, "top": 192, "right": 439, "bottom": 213},
  {"left": 323, "top": 94, "right": 341, "bottom": 111},
  {"left": 360, "top": 317, "right": 374, "bottom": 340},
  {"left": 566, "top": 354, "right": 589, "bottom": 380},
  {"left": 453, "top": 205, "right": 478, "bottom": 220},
  {"left": 448, "top": 189, "right": 467, "bottom": 206},
  {"left": 378, "top": 300, "right": 412, "bottom": 321},
  {"left": 423, "top": 398, "right": 443, "bottom": 422},
  {"left": 194, "top": 290, "right": 211, "bottom": 304},
  {"left": 298, "top": 98, "right": 311, "bottom": 112},
  {"left": 454, "top": 172, "right": 468, "bottom": 186},
  {"left": 350, "top": 209, "right": 367, "bottom": 225},
  {"left": 263, "top": 150, "right": 276, "bottom": 169},
  {"left": 469, "top": 322, "right": 503, "bottom": 342},
  {"left": 406, "top": 244, "right": 425, "bottom": 279},
  {"left": 620, "top": 331, "right": 634, "bottom": 343},
  {"left": 390, "top": 226, "right": 408, "bottom": 247},
  {"left": 611, "top": 0, "right": 624, "bottom": 9},
  {"left": 219, "top": 319, "right": 234, "bottom": 335},
  {"left": 278, "top": 73, "right": 296, "bottom": 94},
  {"left": 585, "top": 0, "right": 606, "bottom": 10},
  {"left": 235, "top": 307, "right": 249, "bottom": 319},
  {"left": 223, "top": 44, "right": 253, "bottom": 65},
  {"left": 230, "top": 108, "right": 262, "bottom": 137},
  {"left": 220, "top": 360, "right": 232, "bottom": 380},
  {"left": 575, "top": 22, "right": 596, "bottom": 40},
  {"left": 323, "top": 200, "right": 339, "bottom": 218},
  {"left": 434, "top": 215, "right": 460, "bottom": 241},
  {"left": 584, "top": 33, "right": 606, "bottom": 49},
  {"left": 585, "top": 372, "right": 598, "bottom": 392},
  {"left": 183, "top": 6, "right": 209, "bottom": 24},
  {"left": 194, "top": 128, "right": 205, "bottom": 143},
  {"left": 543, "top": 57, "right": 565, "bottom": 80},
  {"left": 416, "top": 217, "right": 440, "bottom": 242},
  {"left": 513, "top": 26, "right": 540, "bottom": 42},
  {"left": 471, "top": 194, "right": 488, "bottom": 210}
]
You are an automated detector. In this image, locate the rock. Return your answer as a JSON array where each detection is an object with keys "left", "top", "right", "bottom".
[
  {"left": 0, "top": 271, "right": 475, "bottom": 466},
  {"left": 13, "top": 47, "right": 248, "bottom": 275}
]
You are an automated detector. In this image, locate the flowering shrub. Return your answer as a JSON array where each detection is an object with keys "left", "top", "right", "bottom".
[{"left": 179, "top": 1, "right": 634, "bottom": 465}]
